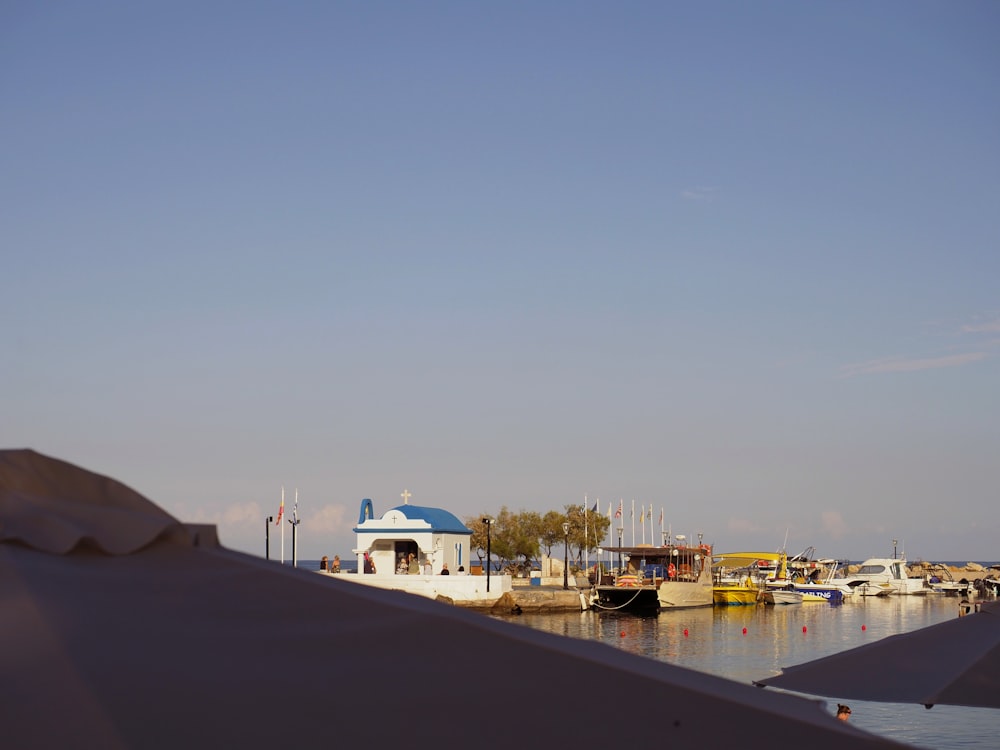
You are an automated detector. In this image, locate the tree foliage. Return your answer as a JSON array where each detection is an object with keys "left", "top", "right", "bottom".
[{"left": 466, "top": 501, "right": 611, "bottom": 573}]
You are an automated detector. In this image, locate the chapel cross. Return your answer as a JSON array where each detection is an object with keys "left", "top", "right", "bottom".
[{"left": 401, "top": 489, "right": 411, "bottom": 505}]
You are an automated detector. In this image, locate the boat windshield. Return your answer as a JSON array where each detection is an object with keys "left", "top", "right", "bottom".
[{"left": 858, "top": 564, "right": 888, "bottom": 575}]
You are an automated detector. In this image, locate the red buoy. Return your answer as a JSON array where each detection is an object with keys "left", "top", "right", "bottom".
[
  {"left": 620, "top": 631, "right": 626, "bottom": 637},
  {"left": 742, "top": 627, "right": 747, "bottom": 635},
  {"left": 683, "top": 628, "right": 689, "bottom": 636},
  {"left": 802, "top": 625, "right": 807, "bottom": 633},
  {"left": 862, "top": 624, "right": 866, "bottom": 631}
]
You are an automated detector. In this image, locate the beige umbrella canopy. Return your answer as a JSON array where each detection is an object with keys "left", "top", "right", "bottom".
[
  {"left": 1, "top": 449, "right": 910, "bottom": 749},
  {"left": 756, "top": 599, "right": 1000, "bottom": 709}
]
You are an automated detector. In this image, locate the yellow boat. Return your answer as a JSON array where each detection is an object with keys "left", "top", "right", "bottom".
[
  {"left": 712, "top": 579, "right": 760, "bottom": 605},
  {"left": 712, "top": 552, "right": 783, "bottom": 606}
]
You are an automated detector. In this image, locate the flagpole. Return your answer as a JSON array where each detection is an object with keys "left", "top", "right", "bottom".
[
  {"left": 631, "top": 498, "right": 635, "bottom": 546},
  {"left": 290, "top": 488, "right": 299, "bottom": 568},
  {"left": 280, "top": 486, "right": 285, "bottom": 564},
  {"left": 584, "top": 496, "right": 589, "bottom": 572}
]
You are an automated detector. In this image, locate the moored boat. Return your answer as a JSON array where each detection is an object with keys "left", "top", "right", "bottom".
[
  {"left": 762, "top": 552, "right": 803, "bottom": 605},
  {"left": 763, "top": 587, "right": 804, "bottom": 605},
  {"left": 590, "top": 540, "right": 714, "bottom": 613},
  {"left": 924, "top": 566, "right": 971, "bottom": 596},
  {"left": 712, "top": 552, "right": 780, "bottom": 606},
  {"left": 713, "top": 578, "right": 761, "bottom": 605},
  {"left": 791, "top": 580, "right": 846, "bottom": 603},
  {"left": 829, "top": 555, "right": 930, "bottom": 596}
]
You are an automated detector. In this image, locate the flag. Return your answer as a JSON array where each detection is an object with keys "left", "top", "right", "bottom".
[
  {"left": 275, "top": 492, "right": 284, "bottom": 526},
  {"left": 615, "top": 499, "right": 622, "bottom": 519},
  {"left": 292, "top": 489, "right": 299, "bottom": 524},
  {"left": 591, "top": 501, "right": 599, "bottom": 513},
  {"left": 659, "top": 507, "right": 663, "bottom": 526}
]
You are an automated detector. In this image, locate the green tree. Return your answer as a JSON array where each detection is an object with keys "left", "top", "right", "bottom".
[
  {"left": 468, "top": 501, "right": 609, "bottom": 575},
  {"left": 585, "top": 503, "right": 610, "bottom": 558},
  {"left": 561, "top": 503, "right": 611, "bottom": 567},
  {"left": 539, "top": 510, "right": 565, "bottom": 557}
]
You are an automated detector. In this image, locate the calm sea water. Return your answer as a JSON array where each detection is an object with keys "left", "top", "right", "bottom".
[
  {"left": 294, "top": 558, "right": 996, "bottom": 746},
  {"left": 492, "top": 595, "right": 996, "bottom": 750}
]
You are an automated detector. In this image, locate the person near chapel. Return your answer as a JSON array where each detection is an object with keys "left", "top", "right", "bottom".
[
  {"left": 408, "top": 552, "right": 420, "bottom": 575},
  {"left": 836, "top": 704, "right": 851, "bottom": 722},
  {"left": 440, "top": 563, "right": 450, "bottom": 575}
]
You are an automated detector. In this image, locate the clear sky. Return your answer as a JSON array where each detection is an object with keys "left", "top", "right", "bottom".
[{"left": 3, "top": 2, "right": 998, "bottom": 563}]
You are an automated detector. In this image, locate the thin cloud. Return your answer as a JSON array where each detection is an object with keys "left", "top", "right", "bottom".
[
  {"left": 840, "top": 315, "right": 997, "bottom": 377},
  {"left": 182, "top": 501, "right": 351, "bottom": 534},
  {"left": 840, "top": 352, "right": 987, "bottom": 378},
  {"left": 821, "top": 511, "right": 849, "bottom": 539},
  {"left": 962, "top": 320, "right": 1000, "bottom": 333}
]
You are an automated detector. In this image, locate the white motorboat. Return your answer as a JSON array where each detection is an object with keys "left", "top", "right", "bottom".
[
  {"left": 831, "top": 556, "right": 930, "bottom": 596},
  {"left": 762, "top": 585, "right": 804, "bottom": 605},
  {"left": 761, "top": 552, "right": 804, "bottom": 605},
  {"left": 925, "top": 566, "right": 971, "bottom": 596}
]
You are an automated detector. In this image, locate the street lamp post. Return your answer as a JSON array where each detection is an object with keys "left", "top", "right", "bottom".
[
  {"left": 482, "top": 517, "right": 493, "bottom": 592},
  {"left": 617, "top": 526, "right": 624, "bottom": 572},
  {"left": 265, "top": 516, "right": 273, "bottom": 560},
  {"left": 562, "top": 522, "right": 570, "bottom": 590}
]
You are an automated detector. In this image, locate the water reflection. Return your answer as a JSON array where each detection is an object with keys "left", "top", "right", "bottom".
[{"left": 493, "top": 596, "right": 996, "bottom": 749}]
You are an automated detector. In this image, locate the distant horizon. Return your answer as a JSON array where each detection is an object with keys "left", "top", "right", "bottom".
[{"left": 266, "top": 553, "right": 1000, "bottom": 569}]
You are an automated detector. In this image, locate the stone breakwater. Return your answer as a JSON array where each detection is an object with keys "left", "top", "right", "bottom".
[{"left": 437, "top": 586, "right": 589, "bottom": 614}]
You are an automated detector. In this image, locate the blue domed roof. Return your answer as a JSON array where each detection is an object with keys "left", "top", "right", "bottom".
[
  {"left": 353, "top": 499, "right": 471, "bottom": 534},
  {"left": 389, "top": 505, "right": 471, "bottom": 534}
]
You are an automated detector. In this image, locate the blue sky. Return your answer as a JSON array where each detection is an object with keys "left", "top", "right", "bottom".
[{"left": 3, "top": 2, "right": 998, "bottom": 563}]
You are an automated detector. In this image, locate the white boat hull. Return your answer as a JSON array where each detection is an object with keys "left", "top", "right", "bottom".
[{"left": 763, "top": 589, "right": 803, "bottom": 605}]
